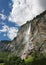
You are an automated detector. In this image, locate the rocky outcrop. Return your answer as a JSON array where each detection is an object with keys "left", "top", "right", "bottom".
[
  {"left": 0, "top": 10, "right": 46, "bottom": 59},
  {"left": 8, "top": 10, "right": 46, "bottom": 59}
]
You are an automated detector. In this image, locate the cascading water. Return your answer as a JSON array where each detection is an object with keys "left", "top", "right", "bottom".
[{"left": 21, "top": 23, "right": 34, "bottom": 59}]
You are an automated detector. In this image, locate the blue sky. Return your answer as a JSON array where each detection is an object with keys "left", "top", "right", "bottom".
[
  {"left": 0, "top": 0, "right": 45, "bottom": 41},
  {"left": 0, "top": 0, "right": 12, "bottom": 15},
  {"left": 0, "top": 0, "right": 20, "bottom": 41}
]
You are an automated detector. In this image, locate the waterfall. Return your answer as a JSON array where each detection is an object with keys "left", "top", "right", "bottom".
[{"left": 21, "top": 24, "right": 33, "bottom": 59}]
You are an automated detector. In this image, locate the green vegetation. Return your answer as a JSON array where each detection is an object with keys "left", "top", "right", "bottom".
[
  {"left": 0, "top": 52, "right": 9, "bottom": 58},
  {"left": 0, "top": 52, "right": 9, "bottom": 63},
  {"left": 25, "top": 55, "right": 46, "bottom": 65},
  {"left": 31, "top": 57, "right": 46, "bottom": 65},
  {"left": 4, "top": 55, "right": 26, "bottom": 65},
  {"left": 0, "top": 63, "right": 4, "bottom": 65},
  {"left": 0, "top": 52, "right": 46, "bottom": 65},
  {"left": 25, "top": 56, "right": 34, "bottom": 63}
]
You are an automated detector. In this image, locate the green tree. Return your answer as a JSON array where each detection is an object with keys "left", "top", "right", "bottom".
[{"left": 4, "top": 55, "right": 26, "bottom": 65}]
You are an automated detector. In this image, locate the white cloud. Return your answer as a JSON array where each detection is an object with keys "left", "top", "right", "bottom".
[
  {"left": 0, "top": 13, "right": 7, "bottom": 20},
  {"left": 0, "top": 24, "right": 18, "bottom": 40},
  {"left": 0, "top": 25, "right": 8, "bottom": 32},
  {"left": 9, "top": 0, "right": 44, "bottom": 26},
  {"left": 7, "top": 27, "right": 18, "bottom": 40}
]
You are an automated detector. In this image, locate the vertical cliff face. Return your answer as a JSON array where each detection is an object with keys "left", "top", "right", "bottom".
[
  {"left": 0, "top": 11, "right": 46, "bottom": 59},
  {"left": 8, "top": 11, "right": 46, "bottom": 59}
]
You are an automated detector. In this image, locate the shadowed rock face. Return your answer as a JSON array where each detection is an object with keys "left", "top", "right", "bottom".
[{"left": 0, "top": 11, "right": 46, "bottom": 59}]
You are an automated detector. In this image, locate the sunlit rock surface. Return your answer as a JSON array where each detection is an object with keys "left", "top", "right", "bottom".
[
  {"left": 0, "top": 11, "right": 46, "bottom": 59},
  {"left": 9, "top": 10, "right": 46, "bottom": 59}
]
